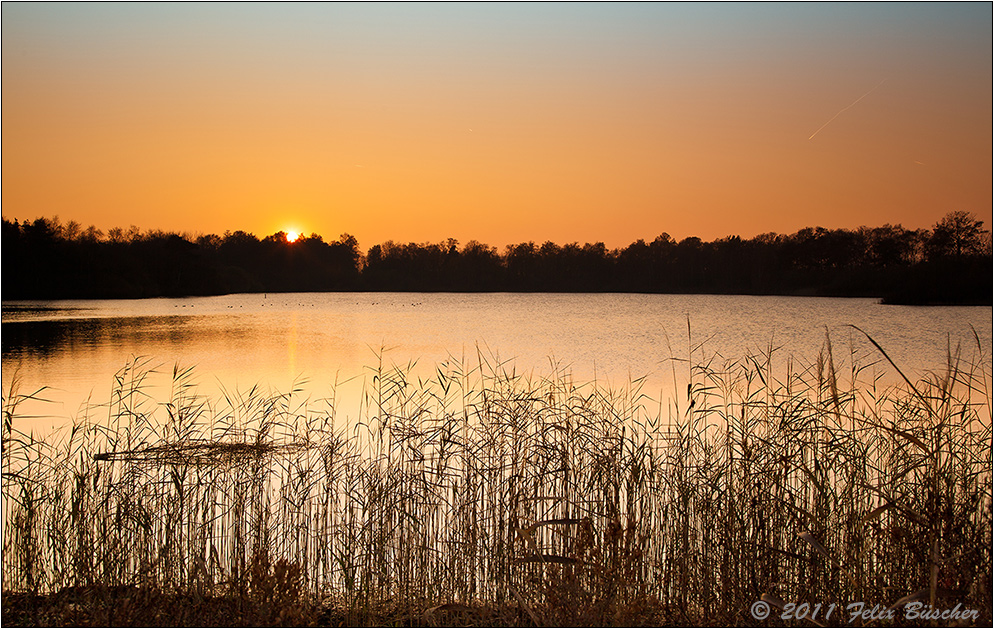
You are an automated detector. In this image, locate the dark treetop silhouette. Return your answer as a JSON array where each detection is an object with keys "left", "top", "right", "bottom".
[{"left": 2, "top": 211, "right": 990, "bottom": 304}]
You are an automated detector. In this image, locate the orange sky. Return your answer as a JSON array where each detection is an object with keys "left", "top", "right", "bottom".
[{"left": 3, "top": 3, "right": 991, "bottom": 249}]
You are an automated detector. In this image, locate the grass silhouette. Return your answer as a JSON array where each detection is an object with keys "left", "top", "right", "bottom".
[{"left": 2, "top": 333, "right": 991, "bottom": 626}]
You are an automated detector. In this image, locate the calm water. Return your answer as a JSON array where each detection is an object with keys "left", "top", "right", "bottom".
[{"left": 3, "top": 293, "right": 991, "bottom": 433}]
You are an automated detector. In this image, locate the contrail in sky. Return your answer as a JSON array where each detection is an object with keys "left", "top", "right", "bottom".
[{"left": 808, "top": 78, "right": 887, "bottom": 140}]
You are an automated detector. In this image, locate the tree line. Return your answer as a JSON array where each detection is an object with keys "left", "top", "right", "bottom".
[{"left": 2, "top": 211, "right": 990, "bottom": 304}]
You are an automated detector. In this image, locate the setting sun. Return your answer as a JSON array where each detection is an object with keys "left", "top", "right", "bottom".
[{"left": 286, "top": 230, "right": 300, "bottom": 243}]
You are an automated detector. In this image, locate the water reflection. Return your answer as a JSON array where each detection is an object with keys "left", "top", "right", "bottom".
[
  {"left": 1, "top": 304, "right": 89, "bottom": 318},
  {"left": 3, "top": 316, "right": 197, "bottom": 358},
  {"left": 2, "top": 293, "right": 991, "bottom": 438},
  {"left": 288, "top": 310, "right": 298, "bottom": 381}
]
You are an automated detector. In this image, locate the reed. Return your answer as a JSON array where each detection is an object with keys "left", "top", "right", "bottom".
[{"left": 2, "top": 332, "right": 991, "bottom": 626}]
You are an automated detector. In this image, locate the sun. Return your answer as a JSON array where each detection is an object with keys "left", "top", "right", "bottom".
[{"left": 285, "top": 230, "right": 301, "bottom": 243}]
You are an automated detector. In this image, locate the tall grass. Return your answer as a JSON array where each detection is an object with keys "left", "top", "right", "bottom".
[{"left": 2, "top": 332, "right": 991, "bottom": 625}]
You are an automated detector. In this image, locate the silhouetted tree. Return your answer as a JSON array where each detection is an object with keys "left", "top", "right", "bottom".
[
  {"left": 2, "top": 214, "right": 989, "bottom": 303},
  {"left": 926, "top": 211, "right": 989, "bottom": 260}
]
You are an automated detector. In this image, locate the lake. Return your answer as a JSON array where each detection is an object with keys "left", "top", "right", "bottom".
[{"left": 2, "top": 292, "right": 991, "bottom": 435}]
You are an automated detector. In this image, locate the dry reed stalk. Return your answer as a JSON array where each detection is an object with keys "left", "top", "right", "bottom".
[{"left": 2, "top": 335, "right": 991, "bottom": 626}]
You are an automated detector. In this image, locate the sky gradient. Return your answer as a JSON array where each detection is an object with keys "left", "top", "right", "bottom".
[{"left": 3, "top": 2, "right": 991, "bottom": 248}]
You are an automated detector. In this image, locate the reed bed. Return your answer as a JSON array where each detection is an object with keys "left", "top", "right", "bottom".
[{"left": 2, "top": 331, "right": 991, "bottom": 626}]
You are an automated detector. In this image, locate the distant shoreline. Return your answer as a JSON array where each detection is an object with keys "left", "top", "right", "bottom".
[
  {"left": 3, "top": 213, "right": 990, "bottom": 305},
  {"left": 3, "top": 285, "right": 992, "bottom": 307}
]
